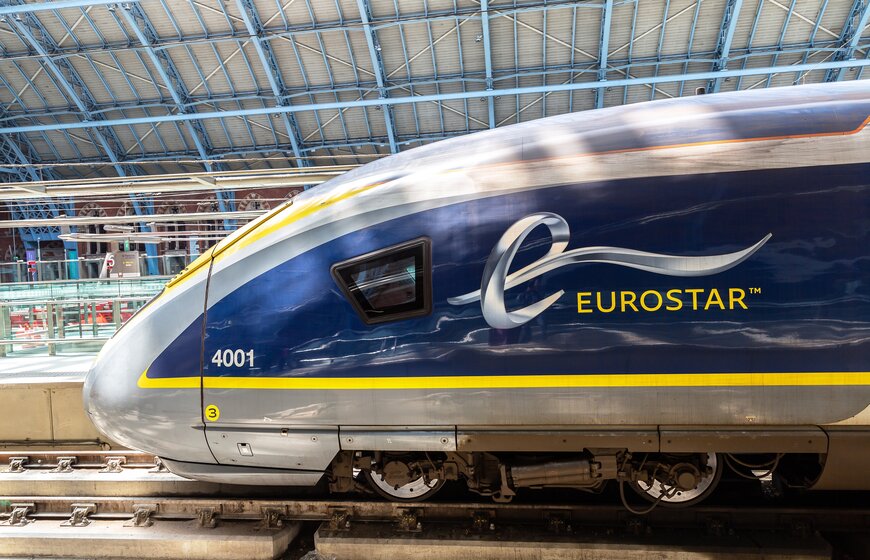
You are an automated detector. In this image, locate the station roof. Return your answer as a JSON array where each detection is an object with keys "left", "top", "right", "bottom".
[{"left": 0, "top": 0, "right": 868, "bottom": 182}]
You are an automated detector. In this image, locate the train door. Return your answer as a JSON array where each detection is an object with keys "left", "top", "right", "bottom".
[{"left": 199, "top": 241, "right": 340, "bottom": 475}]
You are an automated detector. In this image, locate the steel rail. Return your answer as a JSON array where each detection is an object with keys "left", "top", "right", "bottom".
[
  {"left": 0, "top": 452, "right": 150, "bottom": 470},
  {"left": 2, "top": 495, "right": 869, "bottom": 532},
  {"left": 1, "top": 452, "right": 869, "bottom": 535}
]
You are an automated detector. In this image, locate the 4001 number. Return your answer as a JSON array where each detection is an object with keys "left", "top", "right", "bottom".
[{"left": 211, "top": 348, "right": 254, "bottom": 368}]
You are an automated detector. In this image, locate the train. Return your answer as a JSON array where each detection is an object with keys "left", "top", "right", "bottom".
[{"left": 84, "top": 80, "right": 870, "bottom": 506}]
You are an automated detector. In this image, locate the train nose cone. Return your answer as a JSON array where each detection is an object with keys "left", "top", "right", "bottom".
[
  {"left": 83, "top": 331, "right": 169, "bottom": 453},
  {"left": 83, "top": 336, "right": 147, "bottom": 450}
]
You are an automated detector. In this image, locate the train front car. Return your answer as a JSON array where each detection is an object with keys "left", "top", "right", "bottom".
[{"left": 85, "top": 81, "right": 870, "bottom": 505}]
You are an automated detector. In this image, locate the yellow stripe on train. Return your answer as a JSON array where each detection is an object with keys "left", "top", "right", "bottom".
[{"left": 138, "top": 370, "right": 870, "bottom": 390}]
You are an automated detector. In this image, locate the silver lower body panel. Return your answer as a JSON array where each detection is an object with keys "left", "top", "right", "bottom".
[{"left": 161, "top": 458, "right": 325, "bottom": 486}]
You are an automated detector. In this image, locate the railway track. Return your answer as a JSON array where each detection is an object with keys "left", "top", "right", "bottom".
[
  {"left": 0, "top": 451, "right": 155, "bottom": 473},
  {"left": 3, "top": 450, "right": 870, "bottom": 530},
  {"left": 4, "top": 495, "right": 870, "bottom": 532},
  {"left": 2, "top": 451, "right": 870, "bottom": 559}
]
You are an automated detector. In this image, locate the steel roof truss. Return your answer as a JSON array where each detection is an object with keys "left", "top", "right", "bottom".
[
  {"left": 356, "top": 0, "right": 398, "bottom": 153},
  {"left": 0, "top": 0, "right": 137, "bottom": 16},
  {"left": 234, "top": 0, "right": 308, "bottom": 166},
  {"left": 595, "top": 0, "right": 613, "bottom": 109},
  {"left": 7, "top": 13, "right": 133, "bottom": 177},
  {"left": 826, "top": 0, "right": 870, "bottom": 81},
  {"left": 3, "top": 58, "right": 868, "bottom": 137},
  {"left": 708, "top": 0, "right": 744, "bottom": 94},
  {"left": 481, "top": 0, "right": 495, "bottom": 127},
  {"left": 793, "top": 0, "right": 830, "bottom": 85}
]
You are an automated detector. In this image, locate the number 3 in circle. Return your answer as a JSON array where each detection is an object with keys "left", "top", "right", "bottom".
[{"left": 204, "top": 404, "right": 220, "bottom": 422}]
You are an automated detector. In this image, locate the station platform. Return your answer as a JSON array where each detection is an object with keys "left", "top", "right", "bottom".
[
  {"left": 0, "top": 518, "right": 301, "bottom": 560},
  {"left": 0, "top": 353, "right": 105, "bottom": 450},
  {"left": 315, "top": 523, "right": 833, "bottom": 560},
  {"left": 0, "top": 353, "right": 94, "bottom": 381}
]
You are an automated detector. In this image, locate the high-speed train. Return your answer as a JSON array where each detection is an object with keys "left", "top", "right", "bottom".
[{"left": 84, "top": 81, "right": 869, "bottom": 506}]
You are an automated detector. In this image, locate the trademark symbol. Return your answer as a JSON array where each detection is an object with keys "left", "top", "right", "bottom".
[{"left": 749, "top": 287, "right": 762, "bottom": 294}]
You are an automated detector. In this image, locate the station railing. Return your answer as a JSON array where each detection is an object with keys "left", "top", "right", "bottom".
[
  {"left": 0, "top": 276, "right": 169, "bottom": 303},
  {"left": 0, "top": 296, "right": 154, "bottom": 357},
  {"left": 0, "top": 277, "right": 168, "bottom": 357}
]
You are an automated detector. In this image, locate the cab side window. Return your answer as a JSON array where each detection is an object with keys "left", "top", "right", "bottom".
[{"left": 331, "top": 238, "right": 432, "bottom": 325}]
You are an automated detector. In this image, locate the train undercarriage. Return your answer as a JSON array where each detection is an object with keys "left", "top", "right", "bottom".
[{"left": 327, "top": 449, "right": 825, "bottom": 508}]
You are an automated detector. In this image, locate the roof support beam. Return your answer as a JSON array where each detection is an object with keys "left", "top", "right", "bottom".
[
  {"left": 0, "top": 98, "right": 61, "bottom": 188},
  {"left": 826, "top": 0, "right": 870, "bottom": 81},
  {"left": 234, "top": 0, "right": 309, "bottom": 166},
  {"left": 5, "top": 43, "right": 862, "bottom": 120},
  {"left": 117, "top": 5, "right": 218, "bottom": 173},
  {"left": 118, "top": 3, "right": 235, "bottom": 230},
  {"left": 356, "top": 0, "right": 398, "bottom": 153},
  {"left": 5, "top": 16, "right": 158, "bottom": 268},
  {"left": 0, "top": 136, "right": 40, "bottom": 183},
  {"left": 708, "top": 0, "right": 744, "bottom": 93},
  {"left": 118, "top": 7, "right": 185, "bottom": 109},
  {"left": 2, "top": 58, "right": 869, "bottom": 136},
  {"left": 1, "top": 139, "right": 71, "bottom": 249},
  {"left": 6, "top": 15, "right": 129, "bottom": 178},
  {"left": 0, "top": 1, "right": 609, "bottom": 64},
  {"left": 0, "top": 0, "right": 137, "bottom": 16},
  {"left": 8, "top": 20, "right": 88, "bottom": 114},
  {"left": 481, "top": 0, "right": 495, "bottom": 127},
  {"left": 595, "top": 0, "right": 614, "bottom": 109},
  {"left": 8, "top": 201, "right": 62, "bottom": 249}
]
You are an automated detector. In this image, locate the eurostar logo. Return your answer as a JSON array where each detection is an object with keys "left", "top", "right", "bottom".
[
  {"left": 448, "top": 212, "right": 771, "bottom": 329},
  {"left": 576, "top": 287, "right": 755, "bottom": 314}
]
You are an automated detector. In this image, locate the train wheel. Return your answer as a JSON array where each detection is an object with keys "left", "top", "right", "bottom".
[
  {"left": 365, "top": 469, "right": 444, "bottom": 502},
  {"left": 631, "top": 453, "right": 723, "bottom": 508}
]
